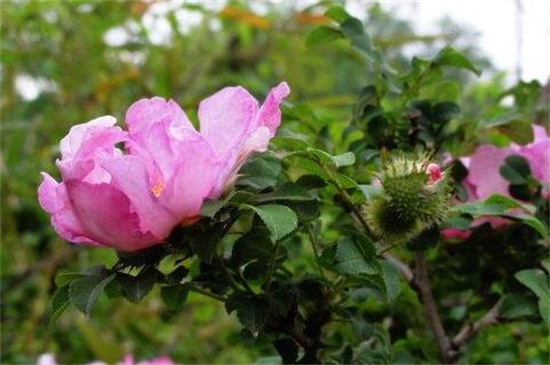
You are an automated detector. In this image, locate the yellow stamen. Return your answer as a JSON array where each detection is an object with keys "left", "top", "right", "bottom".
[{"left": 152, "top": 181, "right": 164, "bottom": 197}]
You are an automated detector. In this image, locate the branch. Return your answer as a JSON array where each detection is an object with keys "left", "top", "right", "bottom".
[
  {"left": 413, "top": 252, "right": 452, "bottom": 364},
  {"left": 451, "top": 298, "right": 503, "bottom": 349},
  {"left": 383, "top": 252, "right": 413, "bottom": 282}
]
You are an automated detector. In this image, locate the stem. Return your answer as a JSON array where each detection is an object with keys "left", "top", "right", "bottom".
[
  {"left": 322, "top": 163, "right": 373, "bottom": 236},
  {"left": 187, "top": 284, "right": 226, "bottom": 302},
  {"left": 307, "top": 224, "right": 326, "bottom": 277},
  {"left": 451, "top": 298, "right": 503, "bottom": 349},
  {"left": 413, "top": 252, "right": 452, "bottom": 364},
  {"left": 265, "top": 240, "right": 280, "bottom": 291},
  {"left": 214, "top": 254, "right": 243, "bottom": 292},
  {"left": 383, "top": 253, "right": 413, "bottom": 283}
]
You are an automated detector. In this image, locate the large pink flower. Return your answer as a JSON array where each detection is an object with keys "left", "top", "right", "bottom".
[
  {"left": 38, "top": 82, "right": 290, "bottom": 251},
  {"left": 442, "top": 124, "right": 549, "bottom": 240},
  {"left": 463, "top": 124, "right": 550, "bottom": 201}
]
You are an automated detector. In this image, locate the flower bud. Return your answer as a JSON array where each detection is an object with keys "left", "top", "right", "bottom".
[{"left": 363, "top": 155, "right": 450, "bottom": 244}]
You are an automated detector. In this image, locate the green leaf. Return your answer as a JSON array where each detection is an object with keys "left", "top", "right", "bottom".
[
  {"left": 340, "top": 17, "right": 373, "bottom": 57},
  {"left": 515, "top": 269, "right": 549, "bottom": 299},
  {"left": 515, "top": 269, "right": 550, "bottom": 324},
  {"left": 160, "top": 284, "right": 189, "bottom": 310},
  {"left": 335, "top": 236, "right": 378, "bottom": 275},
  {"left": 69, "top": 273, "right": 115, "bottom": 317},
  {"left": 226, "top": 293, "right": 269, "bottom": 334},
  {"left": 500, "top": 155, "right": 531, "bottom": 185},
  {"left": 232, "top": 227, "right": 274, "bottom": 266},
  {"left": 500, "top": 293, "right": 538, "bottom": 318},
  {"left": 306, "top": 25, "right": 344, "bottom": 47},
  {"left": 50, "top": 284, "right": 70, "bottom": 323},
  {"left": 201, "top": 190, "right": 236, "bottom": 218},
  {"left": 55, "top": 272, "right": 86, "bottom": 287},
  {"left": 380, "top": 260, "right": 401, "bottom": 301},
  {"left": 117, "top": 268, "right": 159, "bottom": 303},
  {"left": 331, "top": 152, "right": 356, "bottom": 167},
  {"left": 504, "top": 213, "right": 548, "bottom": 237},
  {"left": 325, "top": 6, "right": 350, "bottom": 23},
  {"left": 433, "top": 46, "right": 481, "bottom": 76},
  {"left": 483, "top": 115, "right": 534, "bottom": 145},
  {"left": 244, "top": 204, "right": 298, "bottom": 242},
  {"left": 237, "top": 155, "right": 282, "bottom": 190}
]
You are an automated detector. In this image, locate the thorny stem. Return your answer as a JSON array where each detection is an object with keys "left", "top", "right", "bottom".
[{"left": 413, "top": 252, "right": 452, "bottom": 364}]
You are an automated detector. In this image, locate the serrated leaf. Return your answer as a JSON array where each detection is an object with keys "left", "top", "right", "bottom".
[
  {"left": 335, "top": 236, "right": 378, "bottom": 275},
  {"left": 433, "top": 46, "right": 481, "bottom": 76},
  {"left": 50, "top": 284, "right": 70, "bottom": 323},
  {"left": 306, "top": 25, "right": 344, "bottom": 47},
  {"left": 69, "top": 273, "right": 115, "bottom": 317},
  {"left": 160, "top": 284, "right": 189, "bottom": 310},
  {"left": 244, "top": 204, "right": 298, "bottom": 242}
]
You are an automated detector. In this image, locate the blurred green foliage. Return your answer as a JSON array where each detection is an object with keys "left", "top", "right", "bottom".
[{"left": 1, "top": 1, "right": 548, "bottom": 364}]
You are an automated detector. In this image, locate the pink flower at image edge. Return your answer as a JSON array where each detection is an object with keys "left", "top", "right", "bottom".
[
  {"left": 442, "top": 124, "right": 550, "bottom": 240},
  {"left": 38, "top": 82, "right": 290, "bottom": 251}
]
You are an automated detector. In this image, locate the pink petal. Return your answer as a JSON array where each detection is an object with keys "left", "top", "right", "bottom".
[
  {"left": 519, "top": 137, "right": 550, "bottom": 185},
  {"left": 38, "top": 173, "right": 101, "bottom": 246},
  {"left": 198, "top": 86, "right": 259, "bottom": 159},
  {"left": 125, "top": 97, "right": 194, "bottom": 137},
  {"left": 162, "top": 128, "right": 221, "bottom": 212},
  {"left": 101, "top": 156, "right": 176, "bottom": 239},
  {"left": 65, "top": 180, "right": 160, "bottom": 251},
  {"left": 59, "top": 116, "right": 118, "bottom": 160},
  {"left": 466, "top": 145, "right": 515, "bottom": 200},
  {"left": 255, "top": 81, "right": 290, "bottom": 134}
]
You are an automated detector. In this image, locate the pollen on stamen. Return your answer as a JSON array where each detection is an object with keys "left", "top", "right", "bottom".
[{"left": 152, "top": 181, "right": 165, "bottom": 197}]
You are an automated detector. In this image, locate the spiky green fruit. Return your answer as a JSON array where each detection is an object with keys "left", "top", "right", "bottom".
[{"left": 363, "top": 154, "right": 450, "bottom": 244}]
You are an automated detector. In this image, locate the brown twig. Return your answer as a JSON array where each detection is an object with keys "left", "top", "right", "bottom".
[
  {"left": 413, "top": 252, "right": 453, "bottom": 364},
  {"left": 383, "top": 252, "right": 413, "bottom": 282},
  {"left": 451, "top": 298, "right": 503, "bottom": 349}
]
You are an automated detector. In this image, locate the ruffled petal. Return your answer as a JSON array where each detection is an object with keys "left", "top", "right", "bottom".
[
  {"left": 101, "top": 155, "right": 177, "bottom": 239},
  {"left": 198, "top": 86, "right": 259, "bottom": 159},
  {"left": 38, "top": 173, "right": 101, "bottom": 246},
  {"left": 65, "top": 179, "right": 160, "bottom": 251},
  {"left": 466, "top": 144, "right": 514, "bottom": 200},
  {"left": 255, "top": 81, "right": 290, "bottom": 134},
  {"left": 59, "top": 116, "right": 118, "bottom": 160}
]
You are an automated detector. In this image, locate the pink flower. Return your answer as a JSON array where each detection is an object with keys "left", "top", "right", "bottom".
[
  {"left": 442, "top": 124, "right": 549, "bottom": 239},
  {"left": 462, "top": 124, "right": 550, "bottom": 201},
  {"left": 38, "top": 83, "right": 289, "bottom": 251}
]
